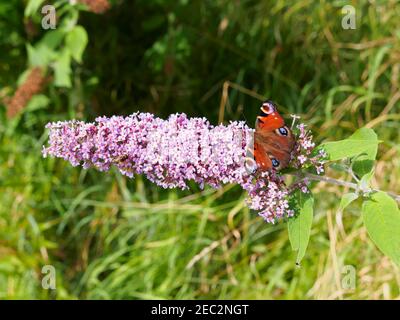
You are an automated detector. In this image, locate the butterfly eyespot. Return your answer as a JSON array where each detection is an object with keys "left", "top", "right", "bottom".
[
  {"left": 261, "top": 101, "right": 276, "bottom": 114},
  {"left": 271, "top": 158, "right": 280, "bottom": 168},
  {"left": 276, "top": 126, "right": 288, "bottom": 136}
]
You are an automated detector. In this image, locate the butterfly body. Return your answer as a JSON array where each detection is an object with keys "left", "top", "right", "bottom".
[{"left": 247, "top": 101, "right": 295, "bottom": 172}]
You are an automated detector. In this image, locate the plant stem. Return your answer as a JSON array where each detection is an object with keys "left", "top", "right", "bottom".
[{"left": 288, "top": 172, "right": 400, "bottom": 202}]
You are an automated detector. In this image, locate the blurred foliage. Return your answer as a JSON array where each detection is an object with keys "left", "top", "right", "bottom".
[{"left": 0, "top": 0, "right": 399, "bottom": 299}]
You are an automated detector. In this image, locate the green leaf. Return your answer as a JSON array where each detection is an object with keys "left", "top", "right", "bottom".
[
  {"left": 320, "top": 128, "right": 379, "bottom": 162},
  {"left": 65, "top": 26, "right": 88, "bottom": 63},
  {"left": 328, "top": 163, "right": 348, "bottom": 173},
  {"left": 25, "top": 94, "right": 50, "bottom": 113},
  {"left": 351, "top": 128, "right": 378, "bottom": 177},
  {"left": 27, "top": 44, "right": 55, "bottom": 67},
  {"left": 24, "top": 0, "right": 46, "bottom": 17},
  {"left": 53, "top": 50, "right": 71, "bottom": 87},
  {"left": 57, "top": 9, "right": 79, "bottom": 32},
  {"left": 352, "top": 158, "right": 376, "bottom": 179},
  {"left": 38, "top": 30, "right": 65, "bottom": 51},
  {"left": 27, "top": 31, "right": 63, "bottom": 67},
  {"left": 362, "top": 192, "right": 400, "bottom": 266},
  {"left": 358, "top": 170, "right": 374, "bottom": 192},
  {"left": 288, "top": 191, "right": 314, "bottom": 265},
  {"left": 339, "top": 192, "right": 359, "bottom": 212},
  {"left": 16, "top": 69, "right": 32, "bottom": 86}
]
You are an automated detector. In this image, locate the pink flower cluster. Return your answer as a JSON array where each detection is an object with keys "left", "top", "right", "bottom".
[
  {"left": 42, "top": 112, "right": 324, "bottom": 223},
  {"left": 43, "top": 113, "right": 252, "bottom": 189},
  {"left": 291, "top": 123, "right": 326, "bottom": 175},
  {"left": 243, "top": 171, "right": 294, "bottom": 223}
]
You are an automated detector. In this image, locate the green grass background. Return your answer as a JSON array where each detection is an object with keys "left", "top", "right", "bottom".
[{"left": 0, "top": 0, "right": 399, "bottom": 299}]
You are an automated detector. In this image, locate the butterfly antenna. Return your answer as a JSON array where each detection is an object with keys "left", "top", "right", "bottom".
[{"left": 290, "top": 114, "right": 301, "bottom": 129}]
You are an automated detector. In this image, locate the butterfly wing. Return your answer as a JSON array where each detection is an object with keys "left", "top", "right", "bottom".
[
  {"left": 253, "top": 100, "right": 295, "bottom": 171},
  {"left": 253, "top": 140, "right": 272, "bottom": 171}
]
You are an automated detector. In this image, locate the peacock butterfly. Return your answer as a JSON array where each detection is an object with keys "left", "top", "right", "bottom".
[{"left": 245, "top": 100, "right": 295, "bottom": 172}]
